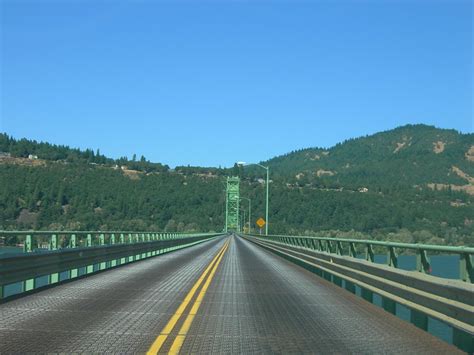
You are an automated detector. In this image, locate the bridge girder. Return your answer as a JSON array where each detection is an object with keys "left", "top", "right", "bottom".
[{"left": 225, "top": 177, "right": 240, "bottom": 232}]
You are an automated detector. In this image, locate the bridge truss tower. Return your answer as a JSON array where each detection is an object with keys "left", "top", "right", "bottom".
[{"left": 225, "top": 177, "right": 240, "bottom": 232}]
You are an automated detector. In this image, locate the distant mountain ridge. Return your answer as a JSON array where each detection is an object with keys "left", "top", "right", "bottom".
[
  {"left": 0, "top": 124, "right": 473, "bottom": 246},
  {"left": 261, "top": 124, "right": 474, "bottom": 192}
]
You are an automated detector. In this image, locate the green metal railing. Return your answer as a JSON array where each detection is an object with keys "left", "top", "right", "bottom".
[
  {"left": 249, "top": 234, "right": 474, "bottom": 283},
  {"left": 244, "top": 233, "right": 474, "bottom": 353},
  {"left": 0, "top": 231, "right": 222, "bottom": 300}
]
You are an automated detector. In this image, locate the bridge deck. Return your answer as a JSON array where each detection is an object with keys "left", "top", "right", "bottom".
[{"left": 0, "top": 236, "right": 459, "bottom": 353}]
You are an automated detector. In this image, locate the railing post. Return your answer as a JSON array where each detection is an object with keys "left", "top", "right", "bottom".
[
  {"left": 120, "top": 233, "right": 126, "bottom": 264},
  {"left": 50, "top": 234, "right": 58, "bottom": 250},
  {"left": 349, "top": 242, "right": 357, "bottom": 258},
  {"left": 24, "top": 234, "right": 33, "bottom": 253},
  {"left": 23, "top": 234, "right": 35, "bottom": 292},
  {"left": 318, "top": 240, "right": 324, "bottom": 252},
  {"left": 157, "top": 233, "right": 161, "bottom": 254},
  {"left": 361, "top": 243, "right": 375, "bottom": 302},
  {"left": 382, "top": 246, "right": 398, "bottom": 315},
  {"left": 326, "top": 240, "right": 331, "bottom": 253},
  {"left": 147, "top": 233, "right": 152, "bottom": 256},
  {"left": 383, "top": 248, "right": 397, "bottom": 312},
  {"left": 410, "top": 254, "right": 431, "bottom": 330},
  {"left": 134, "top": 233, "right": 141, "bottom": 260},
  {"left": 86, "top": 234, "right": 94, "bottom": 274},
  {"left": 99, "top": 234, "right": 106, "bottom": 270},
  {"left": 69, "top": 234, "right": 77, "bottom": 248},
  {"left": 139, "top": 233, "right": 143, "bottom": 258},
  {"left": 49, "top": 234, "right": 59, "bottom": 284},
  {"left": 154, "top": 233, "right": 159, "bottom": 254},
  {"left": 365, "top": 243, "right": 374, "bottom": 262},
  {"left": 110, "top": 233, "right": 117, "bottom": 267},
  {"left": 174, "top": 233, "right": 179, "bottom": 250},
  {"left": 460, "top": 253, "right": 473, "bottom": 283},
  {"left": 69, "top": 234, "right": 78, "bottom": 279},
  {"left": 150, "top": 233, "right": 155, "bottom": 256},
  {"left": 141, "top": 233, "right": 147, "bottom": 258},
  {"left": 387, "top": 246, "right": 398, "bottom": 268},
  {"left": 128, "top": 233, "right": 134, "bottom": 262},
  {"left": 416, "top": 249, "right": 431, "bottom": 274},
  {"left": 99, "top": 233, "right": 105, "bottom": 245},
  {"left": 331, "top": 241, "right": 343, "bottom": 286}
]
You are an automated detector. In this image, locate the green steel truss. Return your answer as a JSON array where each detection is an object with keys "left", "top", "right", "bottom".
[{"left": 225, "top": 177, "right": 240, "bottom": 232}]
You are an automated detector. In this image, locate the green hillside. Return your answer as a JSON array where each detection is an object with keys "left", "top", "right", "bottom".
[
  {"left": 263, "top": 124, "right": 474, "bottom": 189},
  {"left": 1, "top": 125, "right": 473, "bottom": 246}
]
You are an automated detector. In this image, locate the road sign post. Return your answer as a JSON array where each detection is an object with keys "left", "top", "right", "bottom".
[{"left": 256, "top": 218, "right": 266, "bottom": 234}]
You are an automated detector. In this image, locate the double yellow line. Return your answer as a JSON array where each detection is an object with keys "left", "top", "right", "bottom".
[{"left": 147, "top": 239, "right": 229, "bottom": 354}]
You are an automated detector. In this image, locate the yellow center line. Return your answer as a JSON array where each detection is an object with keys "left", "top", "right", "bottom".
[
  {"left": 168, "top": 240, "right": 229, "bottom": 354},
  {"left": 146, "top": 239, "right": 229, "bottom": 355}
]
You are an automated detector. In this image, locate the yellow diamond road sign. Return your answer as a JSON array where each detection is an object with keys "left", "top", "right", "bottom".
[{"left": 256, "top": 218, "right": 266, "bottom": 228}]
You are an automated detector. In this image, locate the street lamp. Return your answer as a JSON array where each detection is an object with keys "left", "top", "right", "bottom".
[
  {"left": 237, "top": 162, "right": 269, "bottom": 235},
  {"left": 240, "top": 208, "right": 246, "bottom": 233},
  {"left": 240, "top": 197, "right": 251, "bottom": 234}
]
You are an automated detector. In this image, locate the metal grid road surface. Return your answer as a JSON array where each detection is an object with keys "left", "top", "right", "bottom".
[
  {"left": 0, "top": 235, "right": 461, "bottom": 353},
  {"left": 0, "top": 237, "right": 227, "bottom": 353},
  {"left": 178, "top": 236, "right": 460, "bottom": 354}
]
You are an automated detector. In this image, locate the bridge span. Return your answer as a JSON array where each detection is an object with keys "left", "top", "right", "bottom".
[{"left": 0, "top": 235, "right": 462, "bottom": 353}]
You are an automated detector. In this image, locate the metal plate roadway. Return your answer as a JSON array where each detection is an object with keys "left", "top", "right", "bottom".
[{"left": 0, "top": 235, "right": 460, "bottom": 353}]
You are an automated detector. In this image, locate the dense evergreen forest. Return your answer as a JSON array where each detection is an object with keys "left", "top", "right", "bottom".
[{"left": 1, "top": 125, "right": 473, "bottom": 246}]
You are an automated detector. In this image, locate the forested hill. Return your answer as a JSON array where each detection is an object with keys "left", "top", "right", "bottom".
[
  {"left": 263, "top": 124, "right": 474, "bottom": 191},
  {"left": 0, "top": 125, "right": 473, "bottom": 246}
]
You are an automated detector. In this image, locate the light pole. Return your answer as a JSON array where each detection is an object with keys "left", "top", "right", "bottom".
[
  {"left": 240, "top": 208, "right": 246, "bottom": 233},
  {"left": 240, "top": 197, "right": 251, "bottom": 234},
  {"left": 237, "top": 162, "right": 269, "bottom": 235}
]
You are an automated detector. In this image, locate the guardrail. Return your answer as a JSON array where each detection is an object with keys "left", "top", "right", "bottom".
[
  {"left": 243, "top": 234, "right": 474, "bottom": 353},
  {"left": 0, "top": 231, "right": 222, "bottom": 301},
  {"left": 247, "top": 234, "right": 473, "bottom": 282}
]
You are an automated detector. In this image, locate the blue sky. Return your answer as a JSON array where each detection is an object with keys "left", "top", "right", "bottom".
[{"left": 1, "top": 0, "right": 472, "bottom": 167}]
